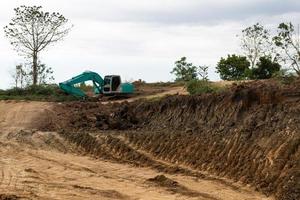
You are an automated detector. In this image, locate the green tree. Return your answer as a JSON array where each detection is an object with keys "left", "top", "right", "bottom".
[
  {"left": 171, "top": 57, "right": 197, "bottom": 81},
  {"left": 273, "top": 22, "right": 300, "bottom": 75},
  {"left": 216, "top": 54, "right": 250, "bottom": 80},
  {"left": 4, "top": 5, "right": 72, "bottom": 85},
  {"left": 239, "top": 23, "right": 273, "bottom": 69},
  {"left": 251, "top": 56, "right": 281, "bottom": 79}
]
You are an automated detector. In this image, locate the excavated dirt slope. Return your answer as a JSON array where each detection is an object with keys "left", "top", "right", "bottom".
[
  {"left": 49, "top": 80, "right": 300, "bottom": 200},
  {"left": 0, "top": 104, "right": 271, "bottom": 199},
  {"left": 0, "top": 80, "right": 299, "bottom": 199}
]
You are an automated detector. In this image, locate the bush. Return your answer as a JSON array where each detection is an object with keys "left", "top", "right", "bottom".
[
  {"left": 0, "top": 84, "right": 78, "bottom": 101},
  {"left": 216, "top": 54, "right": 250, "bottom": 81},
  {"left": 2, "top": 84, "right": 58, "bottom": 96},
  {"left": 186, "top": 80, "right": 222, "bottom": 95},
  {"left": 251, "top": 56, "right": 281, "bottom": 79}
]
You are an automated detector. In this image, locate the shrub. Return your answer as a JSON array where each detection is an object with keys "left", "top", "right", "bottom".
[
  {"left": 186, "top": 80, "right": 222, "bottom": 95},
  {"left": 2, "top": 84, "right": 58, "bottom": 96},
  {"left": 216, "top": 54, "right": 250, "bottom": 81},
  {"left": 0, "top": 84, "right": 78, "bottom": 101},
  {"left": 251, "top": 56, "right": 281, "bottom": 79}
]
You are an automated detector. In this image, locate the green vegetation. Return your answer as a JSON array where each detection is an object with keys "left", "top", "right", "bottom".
[
  {"left": 216, "top": 54, "right": 250, "bottom": 80},
  {"left": 186, "top": 80, "right": 224, "bottom": 95},
  {"left": 0, "top": 85, "right": 78, "bottom": 101},
  {"left": 171, "top": 57, "right": 198, "bottom": 82},
  {"left": 170, "top": 57, "right": 219, "bottom": 95},
  {"left": 216, "top": 55, "right": 282, "bottom": 81},
  {"left": 251, "top": 56, "right": 281, "bottom": 79},
  {"left": 217, "top": 22, "right": 299, "bottom": 81}
]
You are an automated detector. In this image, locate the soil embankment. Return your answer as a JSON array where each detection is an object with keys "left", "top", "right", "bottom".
[
  {"left": 51, "top": 80, "right": 300, "bottom": 200},
  {"left": 0, "top": 80, "right": 299, "bottom": 200}
]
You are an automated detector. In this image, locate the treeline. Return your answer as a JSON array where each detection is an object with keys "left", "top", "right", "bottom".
[
  {"left": 217, "top": 22, "right": 299, "bottom": 80},
  {"left": 172, "top": 22, "right": 299, "bottom": 82},
  {"left": 171, "top": 22, "right": 300, "bottom": 94}
]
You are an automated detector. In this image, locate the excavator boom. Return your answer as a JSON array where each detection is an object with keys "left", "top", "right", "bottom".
[{"left": 59, "top": 71, "right": 104, "bottom": 97}]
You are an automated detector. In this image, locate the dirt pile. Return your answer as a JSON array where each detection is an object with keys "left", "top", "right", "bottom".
[
  {"left": 147, "top": 175, "right": 202, "bottom": 197},
  {"left": 147, "top": 175, "right": 179, "bottom": 187},
  {"left": 49, "top": 80, "right": 300, "bottom": 200},
  {"left": 47, "top": 101, "right": 140, "bottom": 132}
]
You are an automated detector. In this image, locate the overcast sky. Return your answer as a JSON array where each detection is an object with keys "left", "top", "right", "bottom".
[{"left": 0, "top": 0, "right": 299, "bottom": 89}]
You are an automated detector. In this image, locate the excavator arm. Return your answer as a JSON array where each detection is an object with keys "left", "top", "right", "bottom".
[{"left": 59, "top": 71, "right": 104, "bottom": 97}]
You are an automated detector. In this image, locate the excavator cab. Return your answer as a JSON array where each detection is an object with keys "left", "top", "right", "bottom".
[{"left": 103, "top": 75, "right": 121, "bottom": 94}]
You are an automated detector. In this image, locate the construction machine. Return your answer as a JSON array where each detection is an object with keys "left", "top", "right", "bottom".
[{"left": 59, "top": 71, "right": 134, "bottom": 97}]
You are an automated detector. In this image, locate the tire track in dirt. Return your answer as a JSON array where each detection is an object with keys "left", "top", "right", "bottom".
[
  {"left": 0, "top": 129, "right": 273, "bottom": 200},
  {"left": 60, "top": 131, "right": 272, "bottom": 199},
  {"left": 113, "top": 134, "right": 261, "bottom": 194},
  {"left": 100, "top": 134, "right": 221, "bottom": 199},
  {"left": 114, "top": 137, "right": 223, "bottom": 200}
]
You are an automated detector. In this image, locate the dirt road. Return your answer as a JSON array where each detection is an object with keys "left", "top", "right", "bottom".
[{"left": 0, "top": 100, "right": 273, "bottom": 200}]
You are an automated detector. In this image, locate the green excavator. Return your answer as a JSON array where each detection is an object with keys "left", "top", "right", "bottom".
[{"left": 59, "top": 71, "right": 134, "bottom": 97}]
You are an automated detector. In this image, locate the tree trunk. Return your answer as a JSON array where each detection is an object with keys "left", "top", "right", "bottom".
[{"left": 32, "top": 52, "right": 38, "bottom": 85}]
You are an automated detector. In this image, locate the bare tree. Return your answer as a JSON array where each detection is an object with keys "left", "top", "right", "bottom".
[
  {"left": 239, "top": 23, "right": 273, "bottom": 69},
  {"left": 37, "top": 62, "right": 55, "bottom": 84},
  {"left": 198, "top": 65, "right": 209, "bottom": 81},
  {"left": 273, "top": 22, "right": 300, "bottom": 75},
  {"left": 11, "top": 64, "right": 26, "bottom": 88},
  {"left": 4, "top": 5, "right": 72, "bottom": 85}
]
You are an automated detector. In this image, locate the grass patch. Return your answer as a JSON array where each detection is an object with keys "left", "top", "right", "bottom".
[
  {"left": 186, "top": 80, "right": 226, "bottom": 95},
  {"left": 0, "top": 84, "right": 78, "bottom": 102}
]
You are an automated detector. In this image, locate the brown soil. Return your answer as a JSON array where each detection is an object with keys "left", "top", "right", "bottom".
[
  {"left": 0, "top": 80, "right": 299, "bottom": 200},
  {"left": 48, "top": 80, "right": 300, "bottom": 200},
  {"left": 0, "top": 194, "right": 20, "bottom": 200},
  {"left": 147, "top": 175, "right": 205, "bottom": 198}
]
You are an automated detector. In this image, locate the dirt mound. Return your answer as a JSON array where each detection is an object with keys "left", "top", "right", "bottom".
[
  {"left": 51, "top": 80, "right": 300, "bottom": 200},
  {"left": 147, "top": 175, "right": 179, "bottom": 187},
  {"left": 147, "top": 175, "right": 214, "bottom": 198},
  {"left": 147, "top": 175, "right": 200, "bottom": 197}
]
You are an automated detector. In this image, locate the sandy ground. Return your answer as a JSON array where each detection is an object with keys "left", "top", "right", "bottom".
[{"left": 0, "top": 100, "right": 273, "bottom": 200}]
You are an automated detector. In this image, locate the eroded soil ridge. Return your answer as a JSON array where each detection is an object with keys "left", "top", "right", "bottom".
[{"left": 52, "top": 81, "right": 300, "bottom": 200}]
